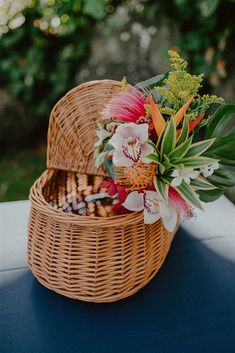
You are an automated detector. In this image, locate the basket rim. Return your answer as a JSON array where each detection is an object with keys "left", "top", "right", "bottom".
[{"left": 46, "top": 79, "right": 123, "bottom": 171}]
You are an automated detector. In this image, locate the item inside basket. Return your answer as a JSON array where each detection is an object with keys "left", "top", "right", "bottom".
[{"left": 42, "top": 170, "right": 117, "bottom": 217}]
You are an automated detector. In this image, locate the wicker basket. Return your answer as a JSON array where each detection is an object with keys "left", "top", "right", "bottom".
[{"left": 28, "top": 80, "right": 179, "bottom": 303}]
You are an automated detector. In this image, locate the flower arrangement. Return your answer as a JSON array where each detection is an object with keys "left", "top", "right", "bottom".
[{"left": 94, "top": 50, "right": 235, "bottom": 231}]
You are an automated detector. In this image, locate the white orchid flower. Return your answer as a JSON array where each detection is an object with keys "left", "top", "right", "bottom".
[
  {"left": 123, "top": 190, "right": 178, "bottom": 231},
  {"left": 200, "top": 162, "right": 219, "bottom": 177},
  {"left": 171, "top": 168, "right": 199, "bottom": 187},
  {"left": 109, "top": 123, "right": 154, "bottom": 167}
]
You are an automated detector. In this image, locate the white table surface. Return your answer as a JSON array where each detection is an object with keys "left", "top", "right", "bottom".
[{"left": 0, "top": 197, "right": 234, "bottom": 272}]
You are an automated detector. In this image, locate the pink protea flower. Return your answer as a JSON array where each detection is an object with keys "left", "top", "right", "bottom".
[
  {"left": 102, "top": 88, "right": 147, "bottom": 123},
  {"left": 168, "top": 187, "right": 193, "bottom": 219}
]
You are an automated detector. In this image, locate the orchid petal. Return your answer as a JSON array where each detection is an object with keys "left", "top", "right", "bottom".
[
  {"left": 112, "top": 150, "right": 133, "bottom": 167},
  {"left": 109, "top": 128, "right": 125, "bottom": 149},
  {"left": 123, "top": 191, "right": 144, "bottom": 211},
  {"left": 144, "top": 209, "right": 161, "bottom": 224},
  {"left": 158, "top": 201, "right": 172, "bottom": 219},
  {"left": 162, "top": 206, "right": 178, "bottom": 232},
  {"left": 142, "top": 143, "right": 155, "bottom": 163}
]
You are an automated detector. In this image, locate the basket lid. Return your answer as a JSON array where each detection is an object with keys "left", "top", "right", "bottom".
[{"left": 47, "top": 80, "right": 122, "bottom": 175}]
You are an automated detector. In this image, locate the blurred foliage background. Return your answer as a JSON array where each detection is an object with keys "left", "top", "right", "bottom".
[{"left": 0, "top": 0, "right": 235, "bottom": 201}]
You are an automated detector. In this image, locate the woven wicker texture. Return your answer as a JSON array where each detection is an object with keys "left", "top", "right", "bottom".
[{"left": 28, "top": 80, "right": 179, "bottom": 302}]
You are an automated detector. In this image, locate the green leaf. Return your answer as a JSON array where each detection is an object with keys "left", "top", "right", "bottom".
[
  {"left": 160, "top": 118, "right": 176, "bottom": 158},
  {"left": 208, "top": 164, "right": 235, "bottom": 188},
  {"left": 146, "top": 153, "right": 159, "bottom": 163},
  {"left": 168, "top": 136, "right": 193, "bottom": 160},
  {"left": 205, "top": 104, "right": 235, "bottom": 139},
  {"left": 173, "top": 156, "right": 217, "bottom": 168},
  {"left": 205, "top": 128, "right": 235, "bottom": 166},
  {"left": 176, "top": 117, "right": 189, "bottom": 146},
  {"left": 147, "top": 140, "right": 157, "bottom": 151},
  {"left": 143, "top": 71, "right": 169, "bottom": 89},
  {"left": 159, "top": 164, "right": 166, "bottom": 174},
  {"left": 94, "top": 150, "right": 108, "bottom": 168},
  {"left": 175, "top": 181, "right": 204, "bottom": 210},
  {"left": 190, "top": 177, "right": 216, "bottom": 190},
  {"left": 196, "top": 188, "right": 225, "bottom": 202},
  {"left": 186, "top": 138, "right": 215, "bottom": 157},
  {"left": 154, "top": 177, "right": 169, "bottom": 202}
]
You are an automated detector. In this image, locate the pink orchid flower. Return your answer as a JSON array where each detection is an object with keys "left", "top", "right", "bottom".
[
  {"left": 102, "top": 89, "right": 147, "bottom": 123},
  {"left": 109, "top": 122, "right": 154, "bottom": 167},
  {"left": 168, "top": 187, "right": 193, "bottom": 219},
  {"left": 123, "top": 190, "right": 178, "bottom": 231}
]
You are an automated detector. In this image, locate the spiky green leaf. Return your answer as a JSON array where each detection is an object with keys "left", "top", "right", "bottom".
[
  {"left": 173, "top": 156, "right": 218, "bottom": 168},
  {"left": 175, "top": 181, "right": 203, "bottom": 210},
  {"left": 190, "top": 177, "right": 216, "bottom": 190},
  {"left": 186, "top": 139, "right": 215, "bottom": 157},
  {"left": 160, "top": 118, "right": 176, "bottom": 157},
  {"left": 168, "top": 136, "right": 193, "bottom": 160},
  {"left": 154, "top": 177, "right": 169, "bottom": 202},
  {"left": 146, "top": 153, "right": 159, "bottom": 163},
  {"left": 176, "top": 117, "right": 189, "bottom": 146}
]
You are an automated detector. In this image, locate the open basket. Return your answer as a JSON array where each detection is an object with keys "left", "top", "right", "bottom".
[{"left": 27, "top": 80, "right": 179, "bottom": 303}]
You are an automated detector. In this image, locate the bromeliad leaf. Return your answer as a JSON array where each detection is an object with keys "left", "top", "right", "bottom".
[
  {"left": 176, "top": 116, "right": 189, "bottom": 146},
  {"left": 175, "top": 181, "right": 203, "bottom": 210},
  {"left": 168, "top": 135, "right": 193, "bottom": 160},
  {"left": 146, "top": 152, "right": 159, "bottom": 163},
  {"left": 160, "top": 117, "right": 176, "bottom": 157},
  {"left": 185, "top": 139, "right": 215, "bottom": 157},
  {"left": 173, "top": 156, "right": 218, "bottom": 168},
  {"left": 190, "top": 177, "right": 216, "bottom": 190},
  {"left": 154, "top": 177, "right": 169, "bottom": 202},
  {"left": 147, "top": 140, "right": 157, "bottom": 151}
]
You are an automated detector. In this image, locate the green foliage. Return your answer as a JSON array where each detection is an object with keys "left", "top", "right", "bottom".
[
  {"left": 0, "top": 0, "right": 118, "bottom": 124},
  {"left": 147, "top": 117, "right": 217, "bottom": 208},
  {"left": 155, "top": 50, "right": 223, "bottom": 121},
  {"left": 201, "top": 104, "right": 235, "bottom": 201}
]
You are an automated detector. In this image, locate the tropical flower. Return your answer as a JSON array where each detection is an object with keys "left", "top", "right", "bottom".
[
  {"left": 171, "top": 168, "right": 199, "bottom": 187},
  {"left": 200, "top": 162, "right": 219, "bottom": 177},
  {"left": 109, "top": 122, "right": 154, "bottom": 167},
  {"left": 168, "top": 187, "right": 193, "bottom": 219},
  {"left": 102, "top": 88, "right": 147, "bottom": 123},
  {"left": 123, "top": 190, "right": 178, "bottom": 231}
]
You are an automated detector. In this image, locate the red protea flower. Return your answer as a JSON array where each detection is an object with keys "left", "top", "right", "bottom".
[{"left": 102, "top": 88, "right": 147, "bottom": 123}]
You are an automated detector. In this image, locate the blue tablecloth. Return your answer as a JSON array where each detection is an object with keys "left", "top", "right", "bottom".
[{"left": 0, "top": 200, "right": 235, "bottom": 353}]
